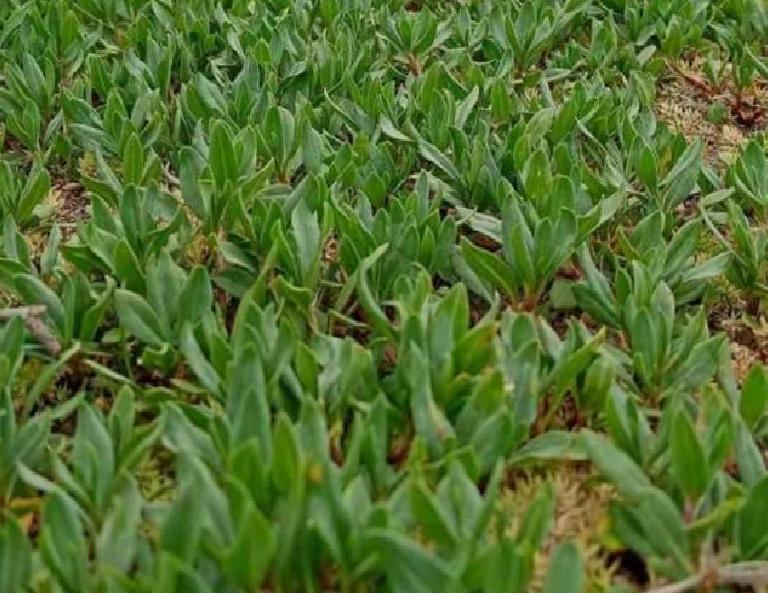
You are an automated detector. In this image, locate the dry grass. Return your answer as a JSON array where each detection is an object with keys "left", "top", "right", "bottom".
[
  {"left": 720, "top": 313, "right": 768, "bottom": 382},
  {"left": 655, "top": 58, "right": 768, "bottom": 171},
  {"left": 50, "top": 179, "right": 89, "bottom": 237},
  {"left": 500, "top": 463, "right": 619, "bottom": 592}
]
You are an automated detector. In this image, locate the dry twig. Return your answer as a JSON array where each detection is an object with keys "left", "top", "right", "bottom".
[
  {"left": 643, "top": 561, "right": 768, "bottom": 593},
  {"left": 0, "top": 305, "right": 62, "bottom": 357}
]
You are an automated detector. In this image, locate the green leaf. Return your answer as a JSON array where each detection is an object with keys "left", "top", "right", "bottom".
[
  {"left": 0, "top": 519, "right": 32, "bottom": 593},
  {"left": 291, "top": 199, "right": 321, "bottom": 284},
  {"left": 179, "top": 147, "right": 208, "bottom": 220},
  {"left": 661, "top": 139, "right": 702, "bottom": 210},
  {"left": 123, "top": 133, "right": 144, "bottom": 186},
  {"left": 738, "top": 475, "right": 768, "bottom": 559},
  {"left": 543, "top": 542, "right": 584, "bottom": 593},
  {"left": 509, "top": 431, "right": 586, "bottom": 466},
  {"left": 17, "top": 165, "right": 50, "bottom": 224},
  {"left": 356, "top": 244, "right": 396, "bottom": 341},
  {"left": 114, "top": 289, "right": 166, "bottom": 346},
  {"left": 417, "top": 138, "right": 460, "bottom": 181},
  {"left": 177, "top": 266, "right": 213, "bottom": 329},
  {"left": 272, "top": 414, "right": 302, "bottom": 493},
  {"left": 461, "top": 238, "right": 516, "bottom": 296},
  {"left": 39, "top": 491, "right": 89, "bottom": 593},
  {"left": 734, "top": 419, "right": 766, "bottom": 488},
  {"left": 636, "top": 145, "right": 657, "bottom": 193},
  {"left": 582, "top": 431, "right": 652, "bottom": 499},
  {"left": 410, "top": 480, "right": 459, "bottom": 548},
  {"left": 112, "top": 240, "right": 146, "bottom": 293},
  {"left": 366, "top": 529, "right": 463, "bottom": 593},
  {"left": 669, "top": 411, "right": 709, "bottom": 500},
  {"left": 740, "top": 363, "right": 768, "bottom": 429},
  {"left": 517, "top": 483, "right": 555, "bottom": 550},
  {"left": 222, "top": 480, "right": 274, "bottom": 590},
  {"left": 13, "top": 274, "right": 66, "bottom": 337},
  {"left": 96, "top": 476, "right": 142, "bottom": 571},
  {"left": 160, "top": 478, "right": 204, "bottom": 563},
  {"left": 380, "top": 116, "right": 412, "bottom": 143},
  {"left": 209, "top": 120, "right": 238, "bottom": 188},
  {"left": 179, "top": 324, "right": 221, "bottom": 397}
]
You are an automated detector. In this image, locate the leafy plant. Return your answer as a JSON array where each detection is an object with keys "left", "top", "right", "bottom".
[{"left": 1, "top": 0, "right": 767, "bottom": 591}]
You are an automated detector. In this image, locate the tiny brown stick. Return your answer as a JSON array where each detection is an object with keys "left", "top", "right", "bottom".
[
  {"left": 0, "top": 305, "right": 62, "bottom": 357},
  {"left": 643, "top": 562, "right": 768, "bottom": 593}
]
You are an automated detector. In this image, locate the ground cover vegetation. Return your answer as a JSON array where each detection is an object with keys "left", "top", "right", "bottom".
[{"left": 1, "top": 0, "right": 768, "bottom": 591}]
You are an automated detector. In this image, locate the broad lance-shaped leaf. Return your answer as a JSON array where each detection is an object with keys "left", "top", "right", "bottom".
[
  {"left": 0, "top": 519, "right": 32, "bottom": 593},
  {"left": 460, "top": 237, "right": 517, "bottom": 296},
  {"left": 407, "top": 346, "right": 455, "bottom": 458},
  {"left": 543, "top": 542, "right": 584, "bottom": 593},
  {"left": 410, "top": 480, "right": 459, "bottom": 548},
  {"left": 17, "top": 165, "right": 50, "bottom": 224},
  {"left": 13, "top": 274, "right": 66, "bottom": 336},
  {"left": 179, "top": 147, "right": 209, "bottom": 220},
  {"left": 72, "top": 404, "right": 115, "bottom": 509},
  {"left": 271, "top": 414, "right": 302, "bottom": 494},
  {"left": 112, "top": 239, "right": 146, "bottom": 293},
  {"left": 160, "top": 479, "right": 205, "bottom": 563},
  {"left": 583, "top": 431, "right": 690, "bottom": 564},
  {"left": 669, "top": 411, "right": 709, "bottom": 500},
  {"left": 114, "top": 289, "right": 166, "bottom": 346},
  {"left": 582, "top": 431, "right": 652, "bottom": 499},
  {"left": 177, "top": 266, "right": 213, "bottom": 329},
  {"left": 545, "top": 328, "right": 605, "bottom": 396},
  {"left": 39, "top": 491, "right": 90, "bottom": 593},
  {"left": 222, "top": 479, "right": 274, "bottom": 590},
  {"left": 123, "top": 132, "right": 144, "bottom": 186},
  {"left": 291, "top": 198, "right": 321, "bottom": 285},
  {"left": 740, "top": 363, "right": 768, "bottom": 429},
  {"left": 96, "top": 476, "right": 142, "bottom": 571},
  {"left": 209, "top": 120, "right": 238, "bottom": 189},
  {"left": 356, "top": 244, "right": 396, "bottom": 340},
  {"left": 180, "top": 324, "right": 222, "bottom": 397},
  {"left": 738, "top": 475, "right": 768, "bottom": 559},
  {"left": 417, "top": 137, "right": 460, "bottom": 181},
  {"left": 661, "top": 139, "right": 702, "bottom": 210},
  {"left": 733, "top": 419, "right": 767, "bottom": 489},
  {"left": 366, "top": 529, "right": 464, "bottom": 593},
  {"left": 264, "top": 106, "right": 296, "bottom": 170}
]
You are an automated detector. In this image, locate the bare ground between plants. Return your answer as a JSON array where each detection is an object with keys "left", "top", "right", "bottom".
[{"left": 655, "top": 58, "right": 768, "bottom": 171}]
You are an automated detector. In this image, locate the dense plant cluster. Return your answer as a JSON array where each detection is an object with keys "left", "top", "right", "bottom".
[{"left": 1, "top": 0, "right": 768, "bottom": 592}]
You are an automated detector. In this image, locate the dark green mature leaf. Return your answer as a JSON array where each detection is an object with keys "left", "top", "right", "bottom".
[
  {"left": 39, "top": 491, "right": 89, "bottom": 593},
  {"left": 14, "top": 274, "right": 66, "bottom": 336},
  {"left": 161, "top": 479, "right": 205, "bottom": 563},
  {"left": 17, "top": 165, "right": 50, "bottom": 224},
  {"left": 96, "top": 476, "right": 142, "bottom": 571},
  {"left": 669, "top": 411, "right": 709, "bottom": 500},
  {"left": 461, "top": 238, "right": 516, "bottom": 296},
  {"left": 582, "top": 431, "right": 652, "bottom": 499},
  {"left": 410, "top": 480, "right": 459, "bottom": 547},
  {"left": 210, "top": 120, "right": 238, "bottom": 188},
  {"left": 0, "top": 519, "right": 32, "bottom": 593},
  {"left": 0, "top": 2, "right": 763, "bottom": 590},
  {"left": 543, "top": 542, "right": 583, "bottom": 593},
  {"left": 740, "top": 363, "right": 768, "bottom": 429},
  {"left": 177, "top": 266, "right": 213, "bottom": 328},
  {"left": 179, "top": 324, "right": 221, "bottom": 396},
  {"left": 738, "top": 476, "right": 768, "bottom": 559},
  {"left": 367, "top": 529, "right": 463, "bottom": 593},
  {"left": 115, "top": 290, "right": 166, "bottom": 346},
  {"left": 222, "top": 479, "right": 274, "bottom": 589}
]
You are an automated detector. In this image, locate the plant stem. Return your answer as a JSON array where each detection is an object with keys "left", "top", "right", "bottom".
[{"left": 642, "top": 561, "right": 768, "bottom": 593}]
